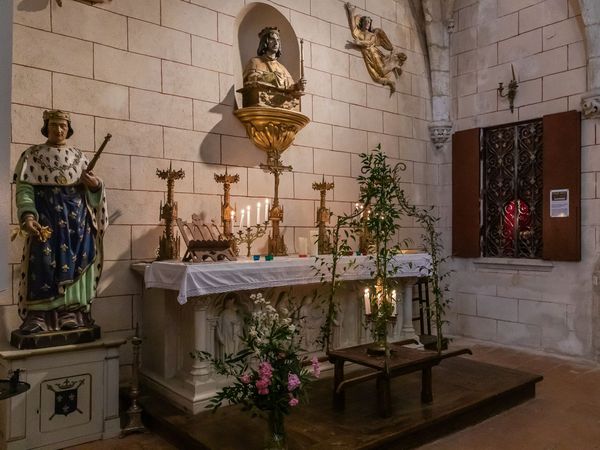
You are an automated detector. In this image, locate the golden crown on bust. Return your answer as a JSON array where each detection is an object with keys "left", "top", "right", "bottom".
[
  {"left": 258, "top": 26, "right": 280, "bottom": 38},
  {"left": 42, "top": 109, "right": 71, "bottom": 122}
]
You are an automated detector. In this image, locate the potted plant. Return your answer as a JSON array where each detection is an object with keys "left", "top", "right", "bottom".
[{"left": 316, "top": 145, "right": 451, "bottom": 354}]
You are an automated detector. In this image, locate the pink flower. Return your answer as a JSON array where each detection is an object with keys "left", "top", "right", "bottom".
[
  {"left": 287, "top": 373, "right": 301, "bottom": 391},
  {"left": 256, "top": 378, "right": 270, "bottom": 389},
  {"left": 240, "top": 373, "right": 251, "bottom": 384},
  {"left": 311, "top": 356, "right": 321, "bottom": 378},
  {"left": 258, "top": 361, "right": 273, "bottom": 380},
  {"left": 289, "top": 397, "right": 299, "bottom": 407},
  {"left": 255, "top": 378, "right": 270, "bottom": 395}
]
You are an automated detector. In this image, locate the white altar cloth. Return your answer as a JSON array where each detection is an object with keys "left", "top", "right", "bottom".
[{"left": 144, "top": 254, "right": 431, "bottom": 304}]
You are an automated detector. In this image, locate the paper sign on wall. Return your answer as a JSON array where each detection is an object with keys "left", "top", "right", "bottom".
[{"left": 550, "top": 189, "right": 569, "bottom": 218}]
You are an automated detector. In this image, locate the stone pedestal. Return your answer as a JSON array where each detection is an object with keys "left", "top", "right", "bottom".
[{"left": 0, "top": 338, "right": 125, "bottom": 450}]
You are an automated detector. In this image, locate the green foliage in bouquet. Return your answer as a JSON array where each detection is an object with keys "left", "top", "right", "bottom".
[{"left": 192, "top": 293, "right": 320, "bottom": 420}]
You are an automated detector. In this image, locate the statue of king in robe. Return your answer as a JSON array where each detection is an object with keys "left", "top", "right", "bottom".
[{"left": 13, "top": 110, "right": 108, "bottom": 338}]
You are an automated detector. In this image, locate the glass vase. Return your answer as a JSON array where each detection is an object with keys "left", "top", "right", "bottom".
[
  {"left": 367, "top": 311, "right": 389, "bottom": 356},
  {"left": 367, "top": 328, "right": 388, "bottom": 355},
  {"left": 264, "top": 409, "right": 287, "bottom": 450}
]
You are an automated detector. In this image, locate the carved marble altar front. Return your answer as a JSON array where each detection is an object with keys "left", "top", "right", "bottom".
[{"left": 134, "top": 254, "right": 430, "bottom": 413}]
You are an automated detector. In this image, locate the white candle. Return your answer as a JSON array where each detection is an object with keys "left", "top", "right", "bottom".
[
  {"left": 256, "top": 202, "right": 261, "bottom": 225},
  {"left": 230, "top": 210, "right": 235, "bottom": 230},
  {"left": 240, "top": 209, "right": 245, "bottom": 229},
  {"left": 391, "top": 290, "right": 397, "bottom": 316},
  {"left": 265, "top": 198, "right": 269, "bottom": 222},
  {"left": 364, "top": 288, "right": 371, "bottom": 315},
  {"left": 246, "top": 205, "right": 250, "bottom": 228},
  {"left": 297, "top": 237, "right": 308, "bottom": 256}
]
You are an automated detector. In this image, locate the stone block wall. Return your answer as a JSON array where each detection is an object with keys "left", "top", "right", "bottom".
[
  {"left": 2, "top": 0, "right": 434, "bottom": 378},
  {"left": 448, "top": 0, "right": 595, "bottom": 357}
]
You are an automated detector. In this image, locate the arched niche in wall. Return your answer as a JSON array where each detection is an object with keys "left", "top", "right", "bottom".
[{"left": 233, "top": 3, "right": 301, "bottom": 109}]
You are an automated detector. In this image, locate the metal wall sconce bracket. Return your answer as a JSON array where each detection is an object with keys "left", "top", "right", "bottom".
[{"left": 498, "top": 64, "right": 519, "bottom": 113}]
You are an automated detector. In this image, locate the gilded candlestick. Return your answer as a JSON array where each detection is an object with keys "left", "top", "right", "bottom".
[
  {"left": 156, "top": 163, "right": 185, "bottom": 260},
  {"left": 312, "top": 176, "right": 334, "bottom": 254},
  {"left": 356, "top": 203, "right": 373, "bottom": 255},
  {"left": 260, "top": 151, "right": 292, "bottom": 256},
  {"left": 215, "top": 168, "right": 240, "bottom": 254}
]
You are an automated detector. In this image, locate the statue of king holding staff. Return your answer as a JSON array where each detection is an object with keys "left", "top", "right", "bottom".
[{"left": 13, "top": 110, "right": 108, "bottom": 337}]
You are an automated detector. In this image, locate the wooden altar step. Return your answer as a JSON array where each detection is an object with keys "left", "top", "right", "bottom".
[{"left": 140, "top": 356, "right": 542, "bottom": 449}]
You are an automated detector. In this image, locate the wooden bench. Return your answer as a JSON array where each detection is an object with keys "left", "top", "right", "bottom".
[{"left": 327, "top": 340, "right": 472, "bottom": 417}]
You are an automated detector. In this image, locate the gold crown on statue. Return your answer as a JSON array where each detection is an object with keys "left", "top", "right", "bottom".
[
  {"left": 258, "top": 26, "right": 280, "bottom": 39},
  {"left": 43, "top": 110, "right": 71, "bottom": 122}
]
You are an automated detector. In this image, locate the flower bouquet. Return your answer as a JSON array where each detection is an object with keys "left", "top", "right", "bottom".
[{"left": 192, "top": 293, "right": 320, "bottom": 449}]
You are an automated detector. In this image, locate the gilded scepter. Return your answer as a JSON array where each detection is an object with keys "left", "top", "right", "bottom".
[
  {"left": 86, "top": 133, "right": 112, "bottom": 171},
  {"left": 300, "top": 38, "right": 305, "bottom": 80}
]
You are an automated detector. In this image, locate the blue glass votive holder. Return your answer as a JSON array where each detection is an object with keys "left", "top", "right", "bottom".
[{"left": 253, "top": 255, "right": 260, "bottom": 261}]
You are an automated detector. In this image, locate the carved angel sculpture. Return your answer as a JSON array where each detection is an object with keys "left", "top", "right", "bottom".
[{"left": 345, "top": 2, "right": 407, "bottom": 93}]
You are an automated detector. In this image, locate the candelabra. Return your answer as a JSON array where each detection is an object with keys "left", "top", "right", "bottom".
[
  {"left": 121, "top": 324, "right": 146, "bottom": 436},
  {"left": 214, "top": 168, "right": 239, "bottom": 254},
  {"left": 156, "top": 163, "right": 185, "bottom": 260},
  {"left": 233, "top": 222, "right": 269, "bottom": 257},
  {"left": 261, "top": 151, "right": 291, "bottom": 256},
  {"left": 312, "top": 176, "right": 334, "bottom": 254},
  {"left": 363, "top": 279, "right": 398, "bottom": 356}
]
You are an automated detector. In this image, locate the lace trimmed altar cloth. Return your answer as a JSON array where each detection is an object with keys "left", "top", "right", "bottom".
[{"left": 144, "top": 254, "right": 431, "bottom": 305}]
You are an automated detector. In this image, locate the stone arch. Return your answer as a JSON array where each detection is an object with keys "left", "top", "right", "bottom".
[
  {"left": 421, "top": 0, "right": 455, "bottom": 149},
  {"left": 233, "top": 3, "right": 301, "bottom": 109}
]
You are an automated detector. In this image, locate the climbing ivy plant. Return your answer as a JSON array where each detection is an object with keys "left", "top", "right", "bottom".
[{"left": 314, "top": 145, "right": 451, "bottom": 354}]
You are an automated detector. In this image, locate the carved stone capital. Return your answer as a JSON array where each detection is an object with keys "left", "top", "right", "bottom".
[
  {"left": 428, "top": 122, "right": 453, "bottom": 150},
  {"left": 581, "top": 90, "right": 600, "bottom": 119}
]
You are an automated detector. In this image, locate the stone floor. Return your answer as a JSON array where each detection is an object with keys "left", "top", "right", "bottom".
[{"left": 67, "top": 338, "right": 600, "bottom": 450}]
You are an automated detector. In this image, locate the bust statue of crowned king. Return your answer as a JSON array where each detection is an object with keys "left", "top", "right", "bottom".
[{"left": 238, "top": 27, "right": 306, "bottom": 111}]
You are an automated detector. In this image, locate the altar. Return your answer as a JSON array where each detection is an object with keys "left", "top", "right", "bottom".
[{"left": 135, "top": 253, "right": 430, "bottom": 414}]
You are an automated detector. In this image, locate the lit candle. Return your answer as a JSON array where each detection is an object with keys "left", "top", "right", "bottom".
[
  {"left": 391, "top": 290, "right": 397, "bottom": 317},
  {"left": 364, "top": 288, "right": 371, "bottom": 315},
  {"left": 230, "top": 210, "right": 235, "bottom": 228},
  {"left": 297, "top": 236, "right": 308, "bottom": 256},
  {"left": 246, "top": 205, "right": 250, "bottom": 228},
  {"left": 256, "top": 202, "right": 261, "bottom": 225},
  {"left": 240, "top": 208, "right": 245, "bottom": 229},
  {"left": 265, "top": 198, "right": 269, "bottom": 222}
]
